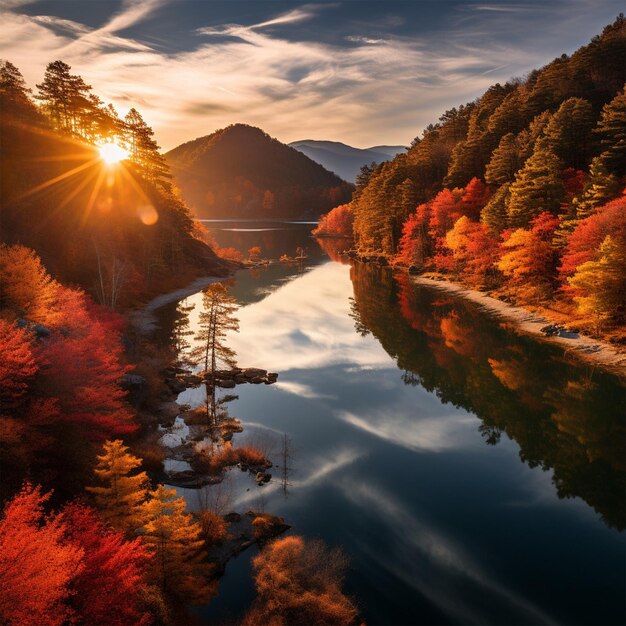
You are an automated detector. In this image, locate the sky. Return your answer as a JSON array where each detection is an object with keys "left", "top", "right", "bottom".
[{"left": 0, "top": 0, "right": 622, "bottom": 150}]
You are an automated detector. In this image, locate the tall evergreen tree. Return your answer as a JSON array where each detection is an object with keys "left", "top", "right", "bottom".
[
  {"left": 481, "top": 183, "right": 511, "bottom": 232},
  {"left": 594, "top": 87, "right": 626, "bottom": 176},
  {"left": 0, "top": 61, "right": 36, "bottom": 119},
  {"left": 124, "top": 108, "right": 171, "bottom": 188},
  {"left": 87, "top": 440, "right": 149, "bottom": 533},
  {"left": 485, "top": 133, "right": 520, "bottom": 186},
  {"left": 574, "top": 154, "right": 622, "bottom": 219},
  {"left": 36, "top": 60, "right": 93, "bottom": 135},
  {"left": 507, "top": 139, "right": 566, "bottom": 228},
  {"left": 543, "top": 97, "right": 595, "bottom": 169}
]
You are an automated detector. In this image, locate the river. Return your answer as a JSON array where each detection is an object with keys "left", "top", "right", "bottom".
[{"left": 153, "top": 220, "right": 625, "bottom": 626}]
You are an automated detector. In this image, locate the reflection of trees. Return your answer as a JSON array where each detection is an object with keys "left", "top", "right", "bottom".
[
  {"left": 349, "top": 262, "right": 625, "bottom": 530},
  {"left": 314, "top": 237, "right": 352, "bottom": 264}
]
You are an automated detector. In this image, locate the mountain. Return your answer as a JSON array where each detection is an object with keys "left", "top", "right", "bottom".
[
  {"left": 166, "top": 125, "right": 353, "bottom": 219},
  {"left": 288, "top": 140, "right": 406, "bottom": 182}
]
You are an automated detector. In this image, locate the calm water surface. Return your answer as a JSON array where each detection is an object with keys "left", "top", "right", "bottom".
[{"left": 155, "top": 221, "right": 625, "bottom": 626}]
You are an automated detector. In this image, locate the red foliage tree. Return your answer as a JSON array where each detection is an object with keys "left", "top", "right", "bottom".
[
  {"left": 559, "top": 193, "right": 626, "bottom": 285},
  {"left": 397, "top": 202, "right": 432, "bottom": 267},
  {"left": 62, "top": 503, "right": 152, "bottom": 626},
  {"left": 461, "top": 177, "right": 490, "bottom": 220},
  {"left": 0, "top": 484, "right": 82, "bottom": 626}
]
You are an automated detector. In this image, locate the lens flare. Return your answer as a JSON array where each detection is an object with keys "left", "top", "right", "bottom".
[{"left": 98, "top": 142, "right": 129, "bottom": 165}]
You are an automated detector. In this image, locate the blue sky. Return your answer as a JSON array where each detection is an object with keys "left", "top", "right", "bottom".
[{"left": 1, "top": 0, "right": 622, "bottom": 149}]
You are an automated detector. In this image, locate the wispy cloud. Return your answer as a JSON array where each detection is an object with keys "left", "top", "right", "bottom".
[{"left": 0, "top": 0, "right": 621, "bottom": 149}]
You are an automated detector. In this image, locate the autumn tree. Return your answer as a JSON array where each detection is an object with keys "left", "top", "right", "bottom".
[
  {"left": 568, "top": 235, "right": 626, "bottom": 328},
  {"left": 0, "top": 484, "right": 82, "bottom": 626},
  {"left": 461, "top": 177, "right": 490, "bottom": 219},
  {"left": 397, "top": 202, "right": 432, "bottom": 268},
  {"left": 497, "top": 212, "right": 560, "bottom": 301},
  {"left": 445, "top": 216, "right": 500, "bottom": 286},
  {"left": 87, "top": 440, "right": 149, "bottom": 532},
  {"left": 313, "top": 203, "right": 354, "bottom": 238},
  {"left": 0, "top": 244, "right": 60, "bottom": 325},
  {"left": 559, "top": 194, "right": 626, "bottom": 283},
  {"left": 61, "top": 503, "right": 153, "bottom": 626},
  {"left": 140, "top": 485, "right": 212, "bottom": 602},
  {"left": 243, "top": 536, "right": 358, "bottom": 626},
  {"left": 506, "top": 139, "right": 566, "bottom": 228}
]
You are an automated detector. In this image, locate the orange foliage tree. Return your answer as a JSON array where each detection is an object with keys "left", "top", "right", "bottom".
[
  {"left": 313, "top": 203, "right": 354, "bottom": 238},
  {"left": 243, "top": 535, "right": 358, "bottom": 626}
]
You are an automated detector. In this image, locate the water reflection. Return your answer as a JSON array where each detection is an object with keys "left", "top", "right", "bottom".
[{"left": 155, "top": 224, "right": 624, "bottom": 625}]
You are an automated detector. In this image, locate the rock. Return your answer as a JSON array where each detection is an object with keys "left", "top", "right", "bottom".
[
  {"left": 181, "top": 374, "right": 203, "bottom": 386},
  {"left": 216, "top": 379, "right": 236, "bottom": 388},
  {"left": 234, "top": 375, "right": 248, "bottom": 384},
  {"left": 251, "top": 377, "right": 264, "bottom": 384},
  {"left": 255, "top": 472, "right": 271, "bottom": 484},
  {"left": 224, "top": 512, "right": 241, "bottom": 523},
  {"left": 266, "top": 372, "right": 278, "bottom": 382},
  {"left": 244, "top": 367, "right": 267, "bottom": 378},
  {"left": 167, "top": 379, "right": 186, "bottom": 394}
]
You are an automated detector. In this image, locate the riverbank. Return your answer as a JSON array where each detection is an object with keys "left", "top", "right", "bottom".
[
  {"left": 412, "top": 275, "right": 626, "bottom": 379},
  {"left": 130, "top": 275, "right": 227, "bottom": 335}
]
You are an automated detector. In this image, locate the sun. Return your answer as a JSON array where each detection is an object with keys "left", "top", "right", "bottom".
[{"left": 98, "top": 142, "right": 129, "bottom": 165}]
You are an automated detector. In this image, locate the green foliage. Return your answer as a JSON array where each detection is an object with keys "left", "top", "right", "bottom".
[
  {"left": 506, "top": 139, "right": 566, "bottom": 228},
  {"left": 485, "top": 134, "right": 520, "bottom": 186},
  {"left": 481, "top": 182, "right": 511, "bottom": 232}
]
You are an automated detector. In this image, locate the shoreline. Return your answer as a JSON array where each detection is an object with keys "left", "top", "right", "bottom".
[
  {"left": 129, "top": 275, "right": 227, "bottom": 335},
  {"left": 411, "top": 276, "right": 626, "bottom": 380}
]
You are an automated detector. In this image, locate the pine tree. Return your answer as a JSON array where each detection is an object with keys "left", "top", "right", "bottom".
[
  {"left": 485, "top": 133, "right": 520, "bottom": 186},
  {"left": 87, "top": 439, "right": 149, "bottom": 532},
  {"left": 543, "top": 97, "right": 595, "bottom": 169},
  {"left": 190, "top": 283, "right": 239, "bottom": 375},
  {"left": 123, "top": 108, "right": 171, "bottom": 188},
  {"left": 0, "top": 61, "right": 36, "bottom": 118},
  {"left": 36, "top": 60, "right": 93, "bottom": 135},
  {"left": 481, "top": 183, "right": 511, "bottom": 232},
  {"left": 140, "top": 485, "right": 211, "bottom": 602},
  {"left": 507, "top": 139, "right": 566, "bottom": 228},
  {"left": 594, "top": 88, "right": 626, "bottom": 176},
  {"left": 574, "top": 154, "right": 622, "bottom": 219},
  {"left": 568, "top": 234, "right": 626, "bottom": 328}
]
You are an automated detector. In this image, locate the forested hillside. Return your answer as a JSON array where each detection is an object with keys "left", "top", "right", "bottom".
[
  {"left": 321, "top": 16, "right": 626, "bottom": 336},
  {"left": 166, "top": 124, "right": 353, "bottom": 219},
  {"left": 0, "top": 60, "right": 229, "bottom": 310}
]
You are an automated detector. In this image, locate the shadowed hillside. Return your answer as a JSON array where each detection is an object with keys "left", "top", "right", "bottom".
[{"left": 166, "top": 124, "right": 353, "bottom": 219}]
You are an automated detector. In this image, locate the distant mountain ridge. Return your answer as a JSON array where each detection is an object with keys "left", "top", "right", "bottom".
[
  {"left": 166, "top": 125, "right": 352, "bottom": 219},
  {"left": 288, "top": 140, "right": 406, "bottom": 182}
]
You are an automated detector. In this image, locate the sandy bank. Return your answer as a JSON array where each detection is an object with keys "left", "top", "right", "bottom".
[
  {"left": 412, "top": 276, "right": 626, "bottom": 380},
  {"left": 130, "top": 275, "right": 225, "bottom": 335}
]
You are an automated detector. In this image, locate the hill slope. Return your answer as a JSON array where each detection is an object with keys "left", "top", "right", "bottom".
[
  {"left": 166, "top": 125, "right": 353, "bottom": 219},
  {"left": 289, "top": 140, "right": 406, "bottom": 182}
]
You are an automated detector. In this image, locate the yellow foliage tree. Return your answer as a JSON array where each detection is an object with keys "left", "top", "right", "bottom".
[
  {"left": 568, "top": 235, "right": 626, "bottom": 329},
  {"left": 140, "top": 485, "right": 213, "bottom": 603},
  {"left": 87, "top": 439, "right": 149, "bottom": 532}
]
